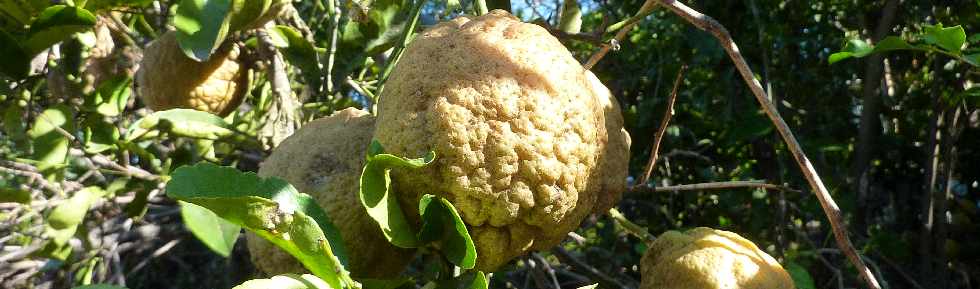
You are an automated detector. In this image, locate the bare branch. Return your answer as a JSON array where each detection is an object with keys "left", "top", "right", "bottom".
[
  {"left": 583, "top": 0, "right": 658, "bottom": 69},
  {"left": 638, "top": 64, "right": 686, "bottom": 186},
  {"left": 631, "top": 180, "right": 802, "bottom": 194},
  {"left": 653, "top": 1, "right": 881, "bottom": 288}
]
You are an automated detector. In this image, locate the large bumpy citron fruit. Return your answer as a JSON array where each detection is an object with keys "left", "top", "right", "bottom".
[
  {"left": 245, "top": 108, "right": 416, "bottom": 278},
  {"left": 374, "top": 10, "right": 629, "bottom": 271},
  {"left": 136, "top": 31, "right": 246, "bottom": 116},
  {"left": 640, "top": 228, "right": 795, "bottom": 289}
]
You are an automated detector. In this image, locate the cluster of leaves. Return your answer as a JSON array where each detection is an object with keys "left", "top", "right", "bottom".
[{"left": 161, "top": 141, "right": 489, "bottom": 289}]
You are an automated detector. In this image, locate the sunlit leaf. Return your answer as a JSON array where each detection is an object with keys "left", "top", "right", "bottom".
[
  {"left": 359, "top": 140, "right": 435, "bottom": 248},
  {"left": 174, "top": 0, "right": 233, "bottom": 61},
  {"left": 180, "top": 200, "right": 241, "bottom": 257},
  {"left": 127, "top": 109, "right": 234, "bottom": 141},
  {"left": 166, "top": 163, "right": 351, "bottom": 289},
  {"left": 24, "top": 5, "right": 97, "bottom": 54},
  {"left": 233, "top": 274, "right": 331, "bottom": 289},
  {"left": 28, "top": 104, "right": 74, "bottom": 174},
  {"left": 922, "top": 24, "right": 966, "bottom": 54},
  {"left": 418, "top": 194, "right": 476, "bottom": 269}
]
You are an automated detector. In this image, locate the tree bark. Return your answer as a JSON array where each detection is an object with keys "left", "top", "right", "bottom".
[{"left": 851, "top": 0, "right": 899, "bottom": 237}]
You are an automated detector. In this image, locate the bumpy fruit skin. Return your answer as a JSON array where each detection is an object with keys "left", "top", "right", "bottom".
[
  {"left": 374, "top": 10, "right": 627, "bottom": 271},
  {"left": 136, "top": 31, "right": 246, "bottom": 116},
  {"left": 587, "top": 71, "right": 631, "bottom": 212},
  {"left": 245, "top": 108, "right": 416, "bottom": 278},
  {"left": 640, "top": 228, "right": 795, "bottom": 289}
]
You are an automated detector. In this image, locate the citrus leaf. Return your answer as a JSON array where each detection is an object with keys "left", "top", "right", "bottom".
[
  {"left": 786, "top": 261, "right": 816, "bottom": 289},
  {"left": 233, "top": 274, "right": 331, "bottom": 289},
  {"left": 166, "top": 163, "right": 351, "bottom": 289},
  {"left": 174, "top": 0, "right": 233, "bottom": 61},
  {"left": 0, "top": 30, "right": 32, "bottom": 79},
  {"left": 83, "top": 75, "right": 132, "bottom": 117},
  {"left": 81, "top": 117, "right": 119, "bottom": 154},
  {"left": 419, "top": 194, "right": 476, "bottom": 269},
  {"left": 24, "top": 5, "right": 97, "bottom": 54},
  {"left": 359, "top": 140, "right": 435, "bottom": 248},
  {"left": 269, "top": 25, "right": 322, "bottom": 93},
  {"left": 871, "top": 36, "right": 916, "bottom": 53},
  {"left": 180, "top": 200, "right": 241, "bottom": 257},
  {"left": 28, "top": 104, "right": 74, "bottom": 174},
  {"left": 126, "top": 109, "right": 234, "bottom": 141},
  {"left": 0, "top": 187, "right": 31, "bottom": 204},
  {"left": 923, "top": 24, "right": 966, "bottom": 54},
  {"left": 434, "top": 271, "right": 488, "bottom": 289},
  {"left": 828, "top": 38, "right": 872, "bottom": 64},
  {"left": 41, "top": 187, "right": 107, "bottom": 260}
]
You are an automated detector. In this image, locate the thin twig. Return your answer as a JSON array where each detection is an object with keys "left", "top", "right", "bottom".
[
  {"left": 652, "top": 1, "right": 881, "bottom": 288},
  {"left": 583, "top": 0, "right": 658, "bottom": 69},
  {"left": 532, "top": 253, "right": 561, "bottom": 289},
  {"left": 630, "top": 180, "right": 802, "bottom": 194},
  {"left": 608, "top": 208, "right": 655, "bottom": 245},
  {"left": 80, "top": 150, "right": 159, "bottom": 181},
  {"left": 551, "top": 247, "right": 630, "bottom": 289},
  {"left": 0, "top": 165, "right": 61, "bottom": 194},
  {"left": 638, "top": 64, "right": 686, "bottom": 185}
]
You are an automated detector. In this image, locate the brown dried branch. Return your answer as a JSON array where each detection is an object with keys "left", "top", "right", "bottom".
[
  {"left": 638, "top": 64, "right": 686, "bottom": 186},
  {"left": 256, "top": 25, "right": 303, "bottom": 148},
  {"left": 630, "top": 180, "right": 802, "bottom": 194},
  {"left": 583, "top": 0, "right": 658, "bottom": 69}
]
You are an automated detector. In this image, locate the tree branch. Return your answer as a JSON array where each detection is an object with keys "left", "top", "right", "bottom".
[
  {"left": 638, "top": 64, "right": 686, "bottom": 186},
  {"left": 653, "top": 1, "right": 881, "bottom": 288},
  {"left": 631, "top": 180, "right": 802, "bottom": 194}
]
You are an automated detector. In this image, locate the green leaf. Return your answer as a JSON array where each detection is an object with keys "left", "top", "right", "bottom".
[
  {"left": 575, "top": 285, "right": 598, "bottom": 289},
  {"left": 126, "top": 109, "right": 234, "bottom": 141},
  {"left": 24, "top": 5, "right": 97, "bottom": 54},
  {"left": 786, "top": 262, "right": 816, "bottom": 289},
  {"left": 84, "top": 76, "right": 132, "bottom": 117},
  {"left": 418, "top": 195, "right": 476, "bottom": 269},
  {"left": 923, "top": 24, "right": 966, "bottom": 54},
  {"left": 0, "top": 30, "right": 32, "bottom": 79},
  {"left": 28, "top": 104, "right": 74, "bottom": 174},
  {"left": 269, "top": 25, "right": 322, "bottom": 93},
  {"left": 968, "top": 33, "right": 980, "bottom": 44},
  {"left": 434, "top": 271, "right": 488, "bottom": 289},
  {"left": 180, "top": 200, "right": 241, "bottom": 257},
  {"left": 340, "top": 0, "right": 413, "bottom": 55},
  {"left": 3, "top": 105, "right": 29, "bottom": 150},
  {"left": 359, "top": 140, "right": 435, "bottom": 248},
  {"left": 872, "top": 36, "right": 916, "bottom": 53},
  {"left": 82, "top": 117, "right": 120, "bottom": 154},
  {"left": 964, "top": 53, "right": 980, "bottom": 67},
  {"left": 42, "top": 187, "right": 106, "bottom": 260},
  {"left": 233, "top": 274, "right": 332, "bottom": 289},
  {"left": 166, "top": 163, "right": 351, "bottom": 289},
  {"left": 0, "top": 187, "right": 31, "bottom": 204},
  {"left": 828, "top": 39, "right": 872, "bottom": 64},
  {"left": 71, "top": 285, "right": 130, "bottom": 289},
  {"left": 174, "top": 0, "right": 233, "bottom": 61}
]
